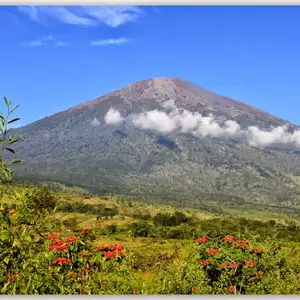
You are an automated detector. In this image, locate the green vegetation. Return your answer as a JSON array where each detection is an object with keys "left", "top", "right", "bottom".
[{"left": 1, "top": 97, "right": 300, "bottom": 294}]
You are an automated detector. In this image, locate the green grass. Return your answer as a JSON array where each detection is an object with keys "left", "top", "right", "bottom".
[{"left": 2, "top": 183, "right": 300, "bottom": 294}]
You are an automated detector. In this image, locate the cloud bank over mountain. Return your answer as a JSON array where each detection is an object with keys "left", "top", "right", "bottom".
[{"left": 103, "top": 100, "right": 300, "bottom": 149}]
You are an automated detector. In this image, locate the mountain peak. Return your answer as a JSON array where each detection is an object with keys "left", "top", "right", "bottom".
[
  {"left": 116, "top": 77, "right": 188, "bottom": 101},
  {"left": 69, "top": 77, "right": 284, "bottom": 129},
  {"left": 72, "top": 77, "right": 185, "bottom": 111}
]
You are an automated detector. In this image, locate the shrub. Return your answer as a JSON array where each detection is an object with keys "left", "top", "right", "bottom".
[
  {"left": 153, "top": 212, "right": 189, "bottom": 227},
  {"left": 127, "top": 221, "right": 153, "bottom": 238}
]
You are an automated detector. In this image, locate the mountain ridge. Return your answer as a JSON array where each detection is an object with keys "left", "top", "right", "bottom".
[{"left": 9, "top": 77, "right": 300, "bottom": 211}]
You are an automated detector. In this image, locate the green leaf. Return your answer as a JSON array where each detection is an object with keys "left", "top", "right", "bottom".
[
  {"left": 5, "top": 148, "right": 15, "bottom": 154},
  {"left": 8, "top": 137, "right": 20, "bottom": 144},
  {"left": 1, "top": 231, "right": 11, "bottom": 242},
  {"left": 25, "top": 276, "right": 32, "bottom": 294},
  {"left": 8, "top": 118, "right": 20, "bottom": 124},
  {"left": 9, "top": 159, "right": 22, "bottom": 164},
  {"left": 1, "top": 282, "right": 10, "bottom": 294},
  {"left": 4, "top": 96, "right": 9, "bottom": 107},
  {"left": 10, "top": 104, "right": 19, "bottom": 114}
]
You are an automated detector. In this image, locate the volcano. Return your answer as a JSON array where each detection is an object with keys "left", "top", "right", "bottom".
[{"left": 10, "top": 78, "right": 300, "bottom": 209}]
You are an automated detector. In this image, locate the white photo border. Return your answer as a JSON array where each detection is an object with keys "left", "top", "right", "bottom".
[
  {"left": 1, "top": 3, "right": 300, "bottom": 299},
  {"left": 0, "top": 0, "right": 300, "bottom": 5}
]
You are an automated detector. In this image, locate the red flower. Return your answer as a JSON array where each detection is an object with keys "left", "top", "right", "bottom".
[
  {"left": 220, "top": 262, "right": 228, "bottom": 269},
  {"left": 51, "top": 239, "right": 65, "bottom": 246},
  {"left": 235, "top": 240, "right": 249, "bottom": 249},
  {"left": 223, "top": 236, "right": 235, "bottom": 243},
  {"left": 52, "top": 258, "right": 71, "bottom": 265},
  {"left": 255, "top": 272, "right": 263, "bottom": 278},
  {"left": 207, "top": 248, "right": 219, "bottom": 255},
  {"left": 201, "top": 259, "right": 211, "bottom": 265},
  {"left": 104, "top": 251, "right": 117, "bottom": 259},
  {"left": 65, "top": 237, "right": 78, "bottom": 243},
  {"left": 46, "top": 232, "right": 60, "bottom": 241},
  {"left": 94, "top": 244, "right": 124, "bottom": 252},
  {"left": 245, "top": 261, "right": 256, "bottom": 268},
  {"left": 48, "top": 243, "right": 69, "bottom": 251},
  {"left": 7, "top": 273, "right": 19, "bottom": 281},
  {"left": 68, "top": 273, "right": 76, "bottom": 278},
  {"left": 82, "top": 227, "right": 90, "bottom": 235},
  {"left": 196, "top": 236, "right": 208, "bottom": 243},
  {"left": 229, "top": 285, "right": 237, "bottom": 294},
  {"left": 7, "top": 274, "right": 13, "bottom": 281},
  {"left": 229, "top": 263, "right": 239, "bottom": 269},
  {"left": 251, "top": 248, "right": 264, "bottom": 254}
]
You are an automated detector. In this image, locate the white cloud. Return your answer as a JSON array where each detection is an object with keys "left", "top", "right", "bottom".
[
  {"left": 18, "top": 6, "right": 40, "bottom": 23},
  {"left": 104, "top": 109, "right": 124, "bottom": 125},
  {"left": 90, "top": 38, "right": 130, "bottom": 46},
  {"left": 17, "top": 6, "right": 143, "bottom": 28},
  {"left": 83, "top": 6, "right": 142, "bottom": 28},
  {"left": 103, "top": 100, "right": 300, "bottom": 150},
  {"left": 132, "top": 110, "right": 177, "bottom": 133},
  {"left": 22, "top": 35, "right": 70, "bottom": 47}
]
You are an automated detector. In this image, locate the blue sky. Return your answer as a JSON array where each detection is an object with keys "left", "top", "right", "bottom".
[{"left": 0, "top": 6, "right": 300, "bottom": 126}]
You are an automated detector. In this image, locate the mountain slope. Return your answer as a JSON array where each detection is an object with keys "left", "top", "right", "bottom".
[{"left": 10, "top": 78, "right": 300, "bottom": 209}]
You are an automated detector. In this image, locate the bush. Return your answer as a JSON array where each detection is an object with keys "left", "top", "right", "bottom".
[
  {"left": 23, "top": 185, "right": 58, "bottom": 214},
  {"left": 153, "top": 212, "right": 189, "bottom": 227},
  {"left": 127, "top": 221, "right": 153, "bottom": 238}
]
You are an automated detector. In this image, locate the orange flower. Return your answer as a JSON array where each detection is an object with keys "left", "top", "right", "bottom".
[
  {"left": 223, "top": 236, "right": 235, "bottom": 243},
  {"left": 245, "top": 261, "right": 256, "bottom": 268},
  {"left": 201, "top": 259, "right": 211, "bottom": 265},
  {"left": 52, "top": 258, "right": 71, "bottom": 265},
  {"left": 196, "top": 236, "right": 208, "bottom": 243},
  {"left": 220, "top": 262, "right": 228, "bottom": 269},
  {"left": 207, "top": 248, "right": 219, "bottom": 255},
  {"left": 255, "top": 272, "right": 263, "bottom": 278},
  {"left": 251, "top": 248, "right": 264, "bottom": 254},
  {"left": 68, "top": 273, "right": 76, "bottom": 278},
  {"left": 272, "top": 243, "right": 280, "bottom": 248},
  {"left": 229, "top": 285, "right": 237, "bottom": 294},
  {"left": 192, "top": 287, "right": 197, "bottom": 293},
  {"left": 235, "top": 240, "right": 249, "bottom": 249}
]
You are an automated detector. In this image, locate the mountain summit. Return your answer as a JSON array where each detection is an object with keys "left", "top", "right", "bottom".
[
  {"left": 11, "top": 78, "right": 300, "bottom": 209},
  {"left": 72, "top": 78, "right": 284, "bottom": 129}
]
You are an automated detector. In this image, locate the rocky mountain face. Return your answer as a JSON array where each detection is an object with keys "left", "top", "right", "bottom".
[{"left": 9, "top": 78, "right": 300, "bottom": 209}]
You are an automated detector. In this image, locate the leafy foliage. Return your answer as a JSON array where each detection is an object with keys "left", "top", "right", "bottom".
[{"left": 1, "top": 96, "right": 300, "bottom": 294}]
